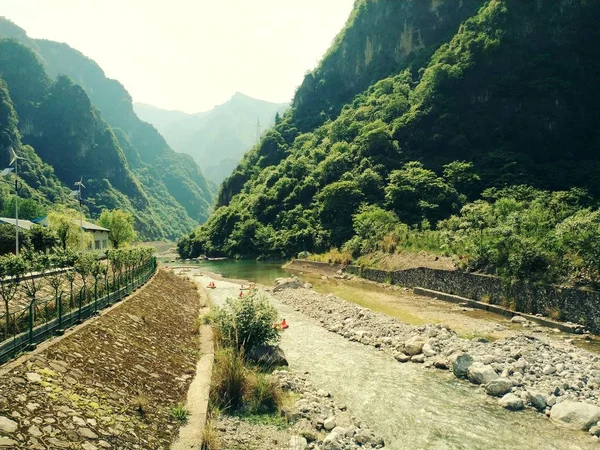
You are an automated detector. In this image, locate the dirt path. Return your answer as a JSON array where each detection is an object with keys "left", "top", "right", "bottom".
[{"left": 0, "top": 269, "right": 203, "bottom": 449}]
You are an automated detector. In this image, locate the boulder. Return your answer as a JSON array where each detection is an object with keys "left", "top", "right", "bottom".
[
  {"left": 289, "top": 435, "right": 308, "bottom": 450},
  {"left": 511, "top": 316, "right": 527, "bottom": 324},
  {"left": 452, "top": 353, "right": 474, "bottom": 378},
  {"left": 273, "top": 278, "right": 301, "bottom": 292},
  {"left": 394, "top": 353, "right": 410, "bottom": 363},
  {"left": 526, "top": 391, "right": 547, "bottom": 411},
  {"left": 411, "top": 354, "right": 426, "bottom": 363},
  {"left": 467, "top": 363, "right": 498, "bottom": 385},
  {"left": 422, "top": 343, "right": 437, "bottom": 357},
  {"left": 485, "top": 378, "right": 513, "bottom": 397},
  {"left": 550, "top": 402, "right": 600, "bottom": 431},
  {"left": 247, "top": 345, "right": 289, "bottom": 366},
  {"left": 499, "top": 393, "right": 524, "bottom": 411},
  {"left": 323, "top": 418, "right": 336, "bottom": 431},
  {"left": 404, "top": 336, "right": 427, "bottom": 356},
  {"left": 434, "top": 359, "right": 450, "bottom": 370}
]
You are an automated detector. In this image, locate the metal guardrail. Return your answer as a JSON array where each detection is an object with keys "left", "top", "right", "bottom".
[{"left": 0, "top": 257, "right": 157, "bottom": 365}]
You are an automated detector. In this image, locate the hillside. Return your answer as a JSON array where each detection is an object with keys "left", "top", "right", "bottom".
[
  {"left": 0, "top": 18, "right": 216, "bottom": 238},
  {"left": 135, "top": 93, "right": 288, "bottom": 184},
  {"left": 180, "top": 0, "right": 600, "bottom": 264}
]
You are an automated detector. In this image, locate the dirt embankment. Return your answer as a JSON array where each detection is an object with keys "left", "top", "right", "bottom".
[{"left": 0, "top": 269, "right": 204, "bottom": 449}]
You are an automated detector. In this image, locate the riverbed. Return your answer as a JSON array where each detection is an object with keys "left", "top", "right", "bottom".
[{"left": 182, "top": 265, "right": 599, "bottom": 450}]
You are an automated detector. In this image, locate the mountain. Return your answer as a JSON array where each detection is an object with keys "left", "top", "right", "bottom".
[
  {"left": 0, "top": 18, "right": 216, "bottom": 239},
  {"left": 179, "top": 0, "right": 600, "bottom": 259},
  {"left": 134, "top": 93, "right": 288, "bottom": 184}
]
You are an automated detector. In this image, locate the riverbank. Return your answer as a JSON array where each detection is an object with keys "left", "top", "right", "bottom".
[
  {"left": 272, "top": 279, "right": 600, "bottom": 443},
  {"left": 0, "top": 270, "right": 204, "bottom": 449}
]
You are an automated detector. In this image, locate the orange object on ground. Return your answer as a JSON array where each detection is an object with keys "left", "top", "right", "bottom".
[
  {"left": 280, "top": 319, "right": 289, "bottom": 329},
  {"left": 239, "top": 291, "right": 244, "bottom": 298},
  {"left": 206, "top": 281, "right": 216, "bottom": 289}
]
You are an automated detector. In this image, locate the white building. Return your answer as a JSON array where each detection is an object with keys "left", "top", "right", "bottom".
[{"left": 32, "top": 216, "right": 110, "bottom": 251}]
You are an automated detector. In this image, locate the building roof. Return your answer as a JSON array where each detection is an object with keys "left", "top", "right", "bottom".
[
  {"left": 0, "top": 217, "right": 36, "bottom": 231},
  {"left": 79, "top": 220, "right": 110, "bottom": 232}
]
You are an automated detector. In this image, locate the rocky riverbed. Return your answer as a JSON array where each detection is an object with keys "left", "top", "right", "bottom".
[
  {"left": 214, "top": 370, "right": 385, "bottom": 450},
  {"left": 271, "top": 277, "right": 600, "bottom": 439}
]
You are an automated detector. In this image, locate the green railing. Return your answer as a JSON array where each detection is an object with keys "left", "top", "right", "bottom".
[{"left": 0, "top": 257, "right": 157, "bottom": 364}]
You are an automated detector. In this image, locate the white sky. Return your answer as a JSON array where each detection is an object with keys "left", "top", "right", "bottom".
[{"left": 1, "top": 0, "right": 355, "bottom": 113}]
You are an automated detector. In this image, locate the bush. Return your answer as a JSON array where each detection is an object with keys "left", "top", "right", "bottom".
[
  {"left": 212, "top": 292, "right": 280, "bottom": 351},
  {"left": 247, "top": 373, "right": 283, "bottom": 414}
]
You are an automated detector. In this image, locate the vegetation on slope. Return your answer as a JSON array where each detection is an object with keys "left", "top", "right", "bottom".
[{"left": 180, "top": 0, "right": 600, "bottom": 286}]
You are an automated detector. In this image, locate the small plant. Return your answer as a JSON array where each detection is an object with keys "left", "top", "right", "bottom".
[
  {"left": 170, "top": 403, "right": 189, "bottom": 422},
  {"left": 481, "top": 294, "right": 492, "bottom": 304},
  {"left": 545, "top": 306, "right": 562, "bottom": 321},
  {"left": 132, "top": 392, "right": 149, "bottom": 417},
  {"left": 200, "top": 419, "right": 220, "bottom": 450}
]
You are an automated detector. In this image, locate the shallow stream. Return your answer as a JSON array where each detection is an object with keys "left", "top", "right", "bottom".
[{"left": 190, "top": 269, "right": 599, "bottom": 450}]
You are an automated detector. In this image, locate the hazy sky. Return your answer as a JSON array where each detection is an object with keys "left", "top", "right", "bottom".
[{"left": 2, "top": 0, "right": 355, "bottom": 113}]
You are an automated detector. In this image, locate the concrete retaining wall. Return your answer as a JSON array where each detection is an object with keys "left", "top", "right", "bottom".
[{"left": 342, "top": 264, "right": 600, "bottom": 332}]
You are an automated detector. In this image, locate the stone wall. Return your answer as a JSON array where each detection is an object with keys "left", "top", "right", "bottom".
[{"left": 344, "top": 265, "right": 600, "bottom": 332}]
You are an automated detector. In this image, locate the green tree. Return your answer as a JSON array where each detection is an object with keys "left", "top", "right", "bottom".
[
  {"left": 317, "top": 180, "right": 364, "bottom": 247},
  {"left": 0, "top": 253, "right": 27, "bottom": 337},
  {"left": 28, "top": 225, "right": 58, "bottom": 253},
  {"left": 98, "top": 209, "right": 136, "bottom": 249}
]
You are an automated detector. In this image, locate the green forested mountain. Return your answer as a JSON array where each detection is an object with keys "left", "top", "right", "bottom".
[
  {"left": 180, "top": 0, "right": 600, "bottom": 262},
  {"left": 0, "top": 18, "right": 216, "bottom": 239},
  {"left": 134, "top": 93, "right": 288, "bottom": 185}
]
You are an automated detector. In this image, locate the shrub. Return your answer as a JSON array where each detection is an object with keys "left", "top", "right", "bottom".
[
  {"left": 212, "top": 292, "right": 280, "bottom": 351},
  {"left": 210, "top": 348, "right": 249, "bottom": 411},
  {"left": 247, "top": 373, "right": 283, "bottom": 414},
  {"left": 170, "top": 403, "right": 189, "bottom": 422},
  {"left": 200, "top": 419, "right": 220, "bottom": 450}
]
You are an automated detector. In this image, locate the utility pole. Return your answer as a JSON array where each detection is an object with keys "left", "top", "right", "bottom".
[
  {"left": 9, "top": 148, "right": 24, "bottom": 256},
  {"left": 256, "top": 118, "right": 262, "bottom": 144},
  {"left": 74, "top": 177, "right": 85, "bottom": 251}
]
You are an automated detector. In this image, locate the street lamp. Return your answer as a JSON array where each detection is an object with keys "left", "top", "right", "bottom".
[
  {"left": 0, "top": 147, "right": 25, "bottom": 256},
  {"left": 73, "top": 177, "right": 85, "bottom": 251}
]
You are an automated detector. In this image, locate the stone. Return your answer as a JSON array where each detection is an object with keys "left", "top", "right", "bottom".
[
  {"left": 527, "top": 391, "right": 547, "bottom": 411},
  {"left": 0, "top": 416, "right": 18, "bottom": 433},
  {"left": 289, "top": 435, "right": 308, "bottom": 450},
  {"left": 73, "top": 416, "right": 87, "bottom": 427},
  {"left": 543, "top": 365, "right": 557, "bottom": 375},
  {"left": 485, "top": 378, "right": 513, "bottom": 397},
  {"left": 26, "top": 372, "right": 42, "bottom": 383},
  {"left": 433, "top": 359, "right": 449, "bottom": 370},
  {"left": 404, "top": 336, "right": 426, "bottom": 356},
  {"left": 273, "top": 278, "right": 301, "bottom": 292},
  {"left": 589, "top": 425, "right": 600, "bottom": 437},
  {"left": 467, "top": 363, "right": 498, "bottom": 385},
  {"left": 79, "top": 427, "right": 99, "bottom": 439},
  {"left": 28, "top": 425, "right": 42, "bottom": 437},
  {"left": 82, "top": 444, "right": 98, "bottom": 450},
  {"left": 247, "top": 345, "right": 289, "bottom": 366},
  {"left": 47, "top": 438, "right": 70, "bottom": 448},
  {"left": 550, "top": 402, "right": 600, "bottom": 431},
  {"left": 452, "top": 353, "right": 474, "bottom": 378},
  {"left": 411, "top": 354, "right": 426, "bottom": 363},
  {"left": 422, "top": 343, "right": 437, "bottom": 357},
  {"left": 394, "top": 353, "right": 410, "bottom": 363},
  {"left": 511, "top": 316, "right": 527, "bottom": 324},
  {"left": 323, "top": 418, "right": 336, "bottom": 431},
  {"left": 0, "top": 437, "right": 18, "bottom": 447},
  {"left": 499, "top": 393, "right": 524, "bottom": 411}
]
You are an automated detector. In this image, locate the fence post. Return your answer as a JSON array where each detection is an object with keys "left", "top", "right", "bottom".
[
  {"left": 78, "top": 288, "right": 83, "bottom": 323},
  {"left": 28, "top": 299, "right": 35, "bottom": 347},
  {"left": 57, "top": 293, "right": 63, "bottom": 332},
  {"left": 94, "top": 281, "right": 98, "bottom": 313}
]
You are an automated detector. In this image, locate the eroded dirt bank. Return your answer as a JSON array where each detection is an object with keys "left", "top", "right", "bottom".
[{"left": 0, "top": 269, "right": 203, "bottom": 449}]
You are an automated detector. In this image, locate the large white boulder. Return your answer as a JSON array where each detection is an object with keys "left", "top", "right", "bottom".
[
  {"left": 404, "top": 336, "right": 427, "bottom": 356},
  {"left": 550, "top": 402, "right": 600, "bottom": 431},
  {"left": 485, "top": 378, "right": 513, "bottom": 397},
  {"left": 467, "top": 363, "right": 498, "bottom": 385}
]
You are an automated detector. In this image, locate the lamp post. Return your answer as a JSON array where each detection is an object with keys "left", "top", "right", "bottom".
[
  {"left": 1, "top": 147, "right": 25, "bottom": 256},
  {"left": 74, "top": 177, "right": 85, "bottom": 251}
]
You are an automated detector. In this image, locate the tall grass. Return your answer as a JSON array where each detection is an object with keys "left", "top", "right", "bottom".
[{"left": 210, "top": 348, "right": 248, "bottom": 411}]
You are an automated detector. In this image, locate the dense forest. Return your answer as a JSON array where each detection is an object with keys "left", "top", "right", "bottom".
[
  {"left": 179, "top": 0, "right": 600, "bottom": 285},
  {"left": 0, "top": 18, "right": 215, "bottom": 240}
]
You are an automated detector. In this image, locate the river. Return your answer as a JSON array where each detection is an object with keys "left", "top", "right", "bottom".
[{"left": 174, "top": 261, "right": 600, "bottom": 450}]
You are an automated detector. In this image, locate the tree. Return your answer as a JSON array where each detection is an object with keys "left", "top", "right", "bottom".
[
  {"left": 0, "top": 254, "right": 27, "bottom": 337},
  {"left": 48, "top": 209, "right": 89, "bottom": 251},
  {"left": 29, "top": 225, "right": 58, "bottom": 253},
  {"left": 317, "top": 180, "right": 365, "bottom": 247},
  {"left": 98, "top": 209, "right": 136, "bottom": 249},
  {"left": 0, "top": 224, "right": 30, "bottom": 255}
]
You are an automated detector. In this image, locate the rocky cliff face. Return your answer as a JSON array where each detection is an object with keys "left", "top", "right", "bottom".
[{"left": 292, "top": 0, "right": 485, "bottom": 131}]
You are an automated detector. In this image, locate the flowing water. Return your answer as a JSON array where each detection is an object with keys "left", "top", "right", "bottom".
[{"left": 189, "top": 269, "right": 600, "bottom": 450}]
